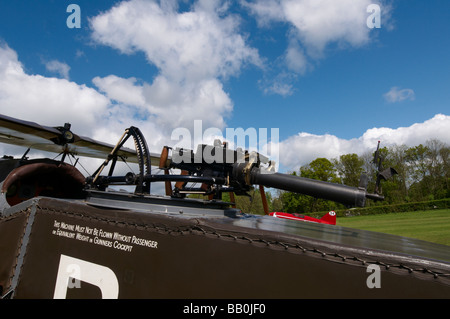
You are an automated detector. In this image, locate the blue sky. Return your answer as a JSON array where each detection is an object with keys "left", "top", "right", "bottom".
[{"left": 0, "top": 0, "right": 449, "bottom": 173}]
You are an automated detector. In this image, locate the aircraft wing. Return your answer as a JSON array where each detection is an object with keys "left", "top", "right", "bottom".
[{"left": 0, "top": 114, "right": 162, "bottom": 166}]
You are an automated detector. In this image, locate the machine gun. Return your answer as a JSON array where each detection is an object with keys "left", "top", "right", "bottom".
[{"left": 87, "top": 127, "right": 396, "bottom": 210}]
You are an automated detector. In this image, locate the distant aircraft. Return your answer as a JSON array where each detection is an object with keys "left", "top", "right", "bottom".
[{"left": 269, "top": 211, "right": 336, "bottom": 225}]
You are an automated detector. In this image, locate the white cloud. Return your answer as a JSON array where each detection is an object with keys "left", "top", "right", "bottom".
[
  {"left": 93, "top": 75, "right": 146, "bottom": 108},
  {"left": 0, "top": 43, "right": 175, "bottom": 180},
  {"left": 45, "top": 60, "right": 71, "bottom": 80},
  {"left": 262, "top": 80, "right": 294, "bottom": 97},
  {"left": 286, "top": 0, "right": 370, "bottom": 56},
  {"left": 260, "top": 71, "right": 297, "bottom": 97},
  {"left": 277, "top": 114, "right": 450, "bottom": 171},
  {"left": 89, "top": 0, "right": 261, "bottom": 131},
  {"left": 284, "top": 39, "right": 309, "bottom": 74},
  {"left": 244, "top": 0, "right": 391, "bottom": 94},
  {"left": 92, "top": 74, "right": 233, "bottom": 134},
  {"left": 383, "top": 86, "right": 415, "bottom": 103},
  {"left": 0, "top": 44, "right": 109, "bottom": 135},
  {"left": 245, "top": 0, "right": 384, "bottom": 56}
]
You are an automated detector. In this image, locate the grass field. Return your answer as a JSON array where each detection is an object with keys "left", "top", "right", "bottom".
[{"left": 336, "top": 209, "right": 450, "bottom": 246}]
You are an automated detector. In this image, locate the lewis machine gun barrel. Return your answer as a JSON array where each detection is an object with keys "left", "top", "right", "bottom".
[{"left": 233, "top": 164, "right": 383, "bottom": 208}]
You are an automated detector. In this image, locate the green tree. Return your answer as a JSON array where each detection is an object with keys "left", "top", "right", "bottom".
[
  {"left": 281, "top": 158, "right": 344, "bottom": 213},
  {"left": 334, "top": 153, "right": 365, "bottom": 187},
  {"left": 405, "top": 144, "right": 430, "bottom": 190},
  {"left": 425, "top": 139, "right": 450, "bottom": 199},
  {"left": 439, "top": 144, "right": 450, "bottom": 198},
  {"left": 300, "top": 158, "right": 340, "bottom": 183}
]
